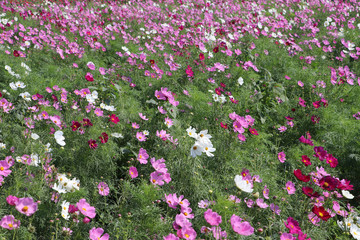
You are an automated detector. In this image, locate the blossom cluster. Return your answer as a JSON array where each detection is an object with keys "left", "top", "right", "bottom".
[{"left": 186, "top": 127, "right": 215, "bottom": 157}]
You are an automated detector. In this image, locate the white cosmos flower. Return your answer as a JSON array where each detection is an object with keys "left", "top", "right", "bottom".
[
  {"left": 111, "top": 133, "right": 124, "bottom": 138},
  {"left": 15, "top": 81, "right": 26, "bottom": 89},
  {"left": 31, "top": 133, "right": 39, "bottom": 140},
  {"left": 10, "top": 82, "right": 18, "bottom": 90},
  {"left": 342, "top": 190, "right": 354, "bottom": 199},
  {"left": 0, "top": 143, "right": 6, "bottom": 150},
  {"left": 350, "top": 225, "right": 360, "bottom": 240},
  {"left": 190, "top": 142, "right": 204, "bottom": 158},
  {"left": 234, "top": 175, "right": 254, "bottom": 193},
  {"left": 186, "top": 126, "right": 198, "bottom": 139},
  {"left": 19, "top": 92, "right": 31, "bottom": 101},
  {"left": 196, "top": 130, "right": 212, "bottom": 145},
  {"left": 143, "top": 130, "right": 149, "bottom": 136},
  {"left": 52, "top": 183, "right": 67, "bottom": 194},
  {"left": 54, "top": 131, "right": 65, "bottom": 146},
  {"left": 238, "top": 77, "right": 244, "bottom": 85},
  {"left": 202, "top": 143, "right": 216, "bottom": 157},
  {"left": 61, "top": 200, "right": 70, "bottom": 220},
  {"left": 30, "top": 154, "right": 40, "bottom": 167},
  {"left": 219, "top": 94, "right": 226, "bottom": 104}
]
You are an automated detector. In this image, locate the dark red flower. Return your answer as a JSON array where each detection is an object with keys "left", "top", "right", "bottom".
[
  {"left": 83, "top": 118, "right": 93, "bottom": 127},
  {"left": 109, "top": 114, "right": 120, "bottom": 124},
  {"left": 85, "top": 73, "right": 94, "bottom": 82},
  {"left": 150, "top": 60, "right": 155, "bottom": 65},
  {"left": 319, "top": 176, "right": 339, "bottom": 191},
  {"left": 71, "top": 121, "right": 81, "bottom": 131},
  {"left": 88, "top": 139, "right": 98, "bottom": 149},
  {"left": 99, "top": 132, "right": 108, "bottom": 144},
  {"left": 301, "top": 155, "right": 312, "bottom": 166},
  {"left": 213, "top": 46, "right": 219, "bottom": 53},
  {"left": 294, "top": 169, "right": 310, "bottom": 182},
  {"left": 312, "top": 206, "right": 331, "bottom": 221},
  {"left": 302, "top": 186, "right": 320, "bottom": 198},
  {"left": 220, "top": 82, "right": 226, "bottom": 88},
  {"left": 199, "top": 53, "right": 205, "bottom": 61},
  {"left": 13, "top": 50, "right": 20, "bottom": 57}
]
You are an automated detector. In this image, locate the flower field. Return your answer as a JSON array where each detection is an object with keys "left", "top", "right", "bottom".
[{"left": 0, "top": 0, "right": 360, "bottom": 239}]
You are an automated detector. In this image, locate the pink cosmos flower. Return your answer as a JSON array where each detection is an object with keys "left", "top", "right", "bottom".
[
  {"left": 298, "top": 81, "right": 304, "bottom": 87},
  {"left": 0, "top": 215, "right": 20, "bottom": 230},
  {"left": 178, "top": 227, "right": 197, "bottom": 240},
  {"left": 87, "top": 62, "right": 96, "bottom": 70},
  {"left": 129, "top": 166, "right": 138, "bottom": 179},
  {"left": 15, "top": 197, "right": 38, "bottom": 216},
  {"left": 256, "top": 198, "right": 268, "bottom": 208},
  {"left": 50, "top": 115, "right": 62, "bottom": 128},
  {"left": 204, "top": 209, "right": 222, "bottom": 226},
  {"left": 278, "top": 152, "right": 286, "bottom": 163},
  {"left": 175, "top": 214, "right": 192, "bottom": 228},
  {"left": 89, "top": 227, "right": 109, "bottom": 240},
  {"left": 280, "top": 233, "right": 296, "bottom": 240},
  {"left": 0, "top": 161, "right": 11, "bottom": 177},
  {"left": 76, "top": 199, "right": 96, "bottom": 219},
  {"left": 158, "top": 106, "right": 167, "bottom": 114},
  {"left": 137, "top": 148, "right": 149, "bottom": 164},
  {"left": 97, "top": 182, "right": 109, "bottom": 196},
  {"left": 132, "top": 122, "right": 140, "bottom": 129},
  {"left": 270, "top": 203, "right": 281, "bottom": 215},
  {"left": 94, "top": 108, "right": 103, "bottom": 117},
  {"left": 163, "top": 233, "right": 179, "bottom": 240},
  {"left": 285, "top": 181, "right": 296, "bottom": 195},
  {"left": 298, "top": 97, "right": 307, "bottom": 107},
  {"left": 230, "top": 214, "right": 254, "bottom": 236},
  {"left": 136, "top": 132, "right": 147, "bottom": 142},
  {"left": 139, "top": 113, "right": 148, "bottom": 120},
  {"left": 278, "top": 126, "right": 287, "bottom": 132},
  {"left": 99, "top": 67, "right": 106, "bottom": 75},
  {"left": 6, "top": 195, "right": 19, "bottom": 206},
  {"left": 164, "top": 117, "right": 173, "bottom": 128}
]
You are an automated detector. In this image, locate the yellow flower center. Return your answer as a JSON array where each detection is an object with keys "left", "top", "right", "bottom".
[
  {"left": 200, "top": 134, "right": 204, "bottom": 137},
  {"left": 319, "top": 212, "right": 323, "bottom": 217},
  {"left": 287, "top": 187, "right": 290, "bottom": 190},
  {"left": 0, "top": 167, "right": 3, "bottom": 171},
  {"left": 139, "top": 154, "right": 142, "bottom": 158},
  {"left": 8, "top": 223, "right": 13, "bottom": 228},
  {"left": 63, "top": 207, "right": 66, "bottom": 210},
  {"left": 184, "top": 212, "right": 188, "bottom": 216},
  {"left": 22, "top": 206, "right": 29, "bottom": 212},
  {"left": 152, "top": 179, "right": 156, "bottom": 183},
  {"left": 185, "top": 234, "right": 189, "bottom": 238},
  {"left": 82, "top": 208, "right": 87, "bottom": 211},
  {"left": 324, "top": 182, "right": 329, "bottom": 187}
]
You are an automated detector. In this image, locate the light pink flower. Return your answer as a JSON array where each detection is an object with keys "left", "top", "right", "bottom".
[
  {"left": 89, "top": 227, "right": 109, "bottom": 240},
  {"left": 204, "top": 209, "right": 222, "bottom": 226},
  {"left": 285, "top": 181, "right": 296, "bottom": 195},
  {"left": 76, "top": 199, "right": 96, "bottom": 219},
  {"left": 278, "top": 152, "right": 286, "bottom": 163},
  {"left": 15, "top": 197, "right": 38, "bottom": 216},
  {"left": 0, "top": 215, "right": 20, "bottom": 230},
  {"left": 230, "top": 214, "right": 254, "bottom": 236}
]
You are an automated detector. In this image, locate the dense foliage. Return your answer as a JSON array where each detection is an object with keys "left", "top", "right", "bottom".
[{"left": 0, "top": 0, "right": 359, "bottom": 239}]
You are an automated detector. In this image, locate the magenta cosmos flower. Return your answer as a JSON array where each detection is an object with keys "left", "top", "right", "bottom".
[
  {"left": 129, "top": 166, "right": 138, "bottom": 179},
  {"left": 15, "top": 197, "right": 38, "bottom": 216},
  {"left": 89, "top": 227, "right": 109, "bottom": 240},
  {"left": 278, "top": 152, "right": 286, "bottom": 163},
  {"left": 0, "top": 215, "right": 20, "bottom": 230},
  {"left": 97, "top": 182, "right": 109, "bottom": 196},
  {"left": 204, "top": 209, "right": 222, "bottom": 226},
  {"left": 6, "top": 195, "right": 19, "bottom": 206},
  {"left": 76, "top": 199, "right": 96, "bottom": 219},
  {"left": 137, "top": 148, "right": 149, "bottom": 164}
]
